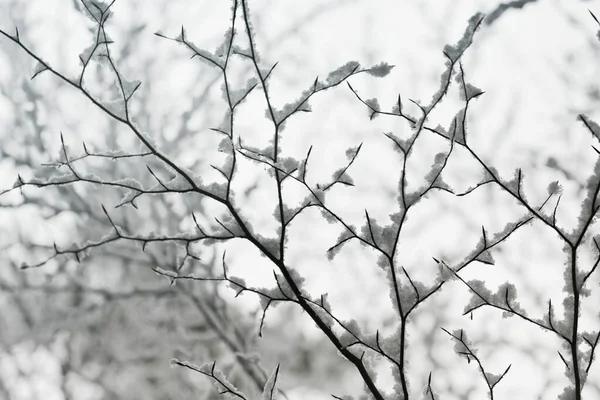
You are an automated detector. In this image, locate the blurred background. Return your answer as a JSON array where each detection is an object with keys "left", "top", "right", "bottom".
[{"left": 1, "top": 0, "right": 600, "bottom": 399}]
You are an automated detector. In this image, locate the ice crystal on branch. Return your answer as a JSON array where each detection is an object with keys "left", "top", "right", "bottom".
[
  {"left": 154, "top": 267, "right": 178, "bottom": 279},
  {"left": 450, "top": 329, "right": 476, "bottom": 358},
  {"left": 323, "top": 61, "right": 360, "bottom": 87},
  {"left": 485, "top": 372, "right": 501, "bottom": 387},
  {"left": 80, "top": 0, "right": 110, "bottom": 23},
  {"left": 558, "top": 386, "right": 577, "bottom": 400},
  {"left": 101, "top": 98, "right": 126, "bottom": 119},
  {"left": 218, "top": 137, "right": 234, "bottom": 153},
  {"left": 456, "top": 79, "right": 484, "bottom": 102},
  {"left": 463, "top": 280, "right": 492, "bottom": 312},
  {"left": 121, "top": 78, "right": 142, "bottom": 101},
  {"left": 570, "top": 157, "right": 600, "bottom": 240},
  {"left": 79, "top": 43, "right": 96, "bottom": 65},
  {"left": 474, "top": 250, "right": 495, "bottom": 265},
  {"left": 171, "top": 359, "right": 247, "bottom": 398},
  {"left": 364, "top": 98, "right": 380, "bottom": 120},
  {"left": 224, "top": 77, "right": 258, "bottom": 107},
  {"left": 272, "top": 89, "right": 312, "bottom": 123},
  {"left": 367, "top": 62, "right": 394, "bottom": 77},
  {"left": 31, "top": 61, "right": 49, "bottom": 79},
  {"left": 275, "top": 157, "right": 300, "bottom": 174},
  {"left": 214, "top": 28, "right": 234, "bottom": 58},
  {"left": 261, "top": 365, "right": 280, "bottom": 400},
  {"left": 547, "top": 180, "right": 563, "bottom": 194},
  {"left": 580, "top": 114, "right": 600, "bottom": 144},
  {"left": 443, "top": 13, "right": 484, "bottom": 62},
  {"left": 174, "top": 27, "right": 224, "bottom": 69}
]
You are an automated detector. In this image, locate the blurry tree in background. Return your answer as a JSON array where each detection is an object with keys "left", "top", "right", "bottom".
[
  {"left": 1, "top": 0, "right": 600, "bottom": 399},
  {"left": 0, "top": 0, "right": 356, "bottom": 398}
]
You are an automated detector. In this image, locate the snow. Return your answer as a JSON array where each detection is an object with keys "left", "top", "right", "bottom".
[
  {"left": 170, "top": 359, "right": 247, "bottom": 398},
  {"left": 364, "top": 98, "right": 380, "bottom": 119},
  {"left": 217, "top": 110, "right": 233, "bottom": 135},
  {"left": 326, "top": 231, "right": 354, "bottom": 261},
  {"left": 224, "top": 77, "right": 258, "bottom": 106},
  {"left": 26, "top": 172, "right": 76, "bottom": 186},
  {"left": 463, "top": 280, "right": 493, "bottom": 313},
  {"left": 569, "top": 157, "right": 600, "bottom": 241},
  {"left": 276, "top": 157, "right": 300, "bottom": 173},
  {"left": 113, "top": 178, "right": 144, "bottom": 190},
  {"left": 177, "top": 28, "right": 223, "bottom": 68},
  {"left": 323, "top": 61, "right": 360, "bottom": 87},
  {"left": 101, "top": 99, "right": 126, "bottom": 119},
  {"left": 137, "top": 130, "right": 159, "bottom": 151},
  {"left": 204, "top": 181, "right": 228, "bottom": 199},
  {"left": 580, "top": 114, "right": 600, "bottom": 142},
  {"left": 261, "top": 365, "right": 280, "bottom": 400},
  {"left": 165, "top": 174, "right": 193, "bottom": 191},
  {"left": 218, "top": 138, "right": 233, "bottom": 153},
  {"left": 272, "top": 88, "right": 312, "bottom": 123},
  {"left": 31, "top": 61, "right": 48, "bottom": 79},
  {"left": 443, "top": 13, "right": 484, "bottom": 62},
  {"left": 121, "top": 78, "right": 142, "bottom": 100},
  {"left": 154, "top": 267, "right": 178, "bottom": 278},
  {"left": 345, "top": 146, "right": 360, "bottom": 160},
  {"left": 80, "top": 0, "right": 109, "bottom": 23},
  {"left": 547, "top": 180, "right": 563, "bottom": 194},
  {"left": 214, "top": 28, "right": 234, "bottom": 58},
  {"left": 367, "top": 62, "right": 394, "bottom": 78},
  {"left": 79, "top": 44, "right": 95, "bottom": 65},
  {"left": 474, "top": 250, "right": 495, "bottom": 265}
]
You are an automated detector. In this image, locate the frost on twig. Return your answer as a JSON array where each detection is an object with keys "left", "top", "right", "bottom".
[
  {"left": 270, "top": 59, "right": 384, "bottom": 125},
  {"left": 321, "top": 61, "right": 361, "bottom": 88},
  {"left": 444, "top": 13, "right": 484, "bottom": 62},
  {"left": 568, "top": 157, "right": 600, "bottom": 243},
  {"left": 367, "top": 62, "right": 394, "bottom": 78},
  {"left": 579, "top": 114, "right": 600, "bottom": 144},
  {"left": 261, "top": 364, "right": 280, "bottom": 400},
  {"left": 170, "top": 359, "right": 248, "bottom": 399},
  {"left": 425, "top": 13, "right": 484, "bottom": 112},
  {"left": 485, "top": 0, "right": 538, "bottom": 26},
  {"left": 442, "top": 328, "right": 511, "bottom": 396},
  {"left": 79, "top": 0, "right": 111, "bottom": 24},
  {"left": 591, "top": 10, "right": 600, "bottom": 42},
  {"left": 31, "top": 61, "right": 49, "bottom": 80}
]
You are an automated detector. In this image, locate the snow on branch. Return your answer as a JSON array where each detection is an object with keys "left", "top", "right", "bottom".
[
  {"left": 485, "top": 0, "right": 538, "bottom": 26},
  {"left": 442, "top": 328, "right": 512, "bottom": 397},
  {"left": 79, "top": 0, "right": 112, "bottom": 24},
  {"left": 591, "top": 10, "right": 600, "bottom": 42},
  {"left": 261, "top": 364, "right": 281, "bottom": 400},
  {"left": 169, "top": 359, "right": 248, "bottom": 399},
  {"left": 444, "top": 13, "right": 484, "bottom": 62},
  {"left": 270, "top": 61, "right": 387, "bottom": 126}
]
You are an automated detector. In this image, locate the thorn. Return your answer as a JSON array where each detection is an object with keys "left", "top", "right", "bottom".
[
  {"left": 590, "top": 10, "right": 600, "bottom": 26},
  {"left": 397, "top": 93, "right": 402, "bottom": 113}
]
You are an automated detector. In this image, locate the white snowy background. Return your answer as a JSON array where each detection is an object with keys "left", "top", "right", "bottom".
[{"left": 1, "top": 0, "right": 600, "bottom": 399}]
